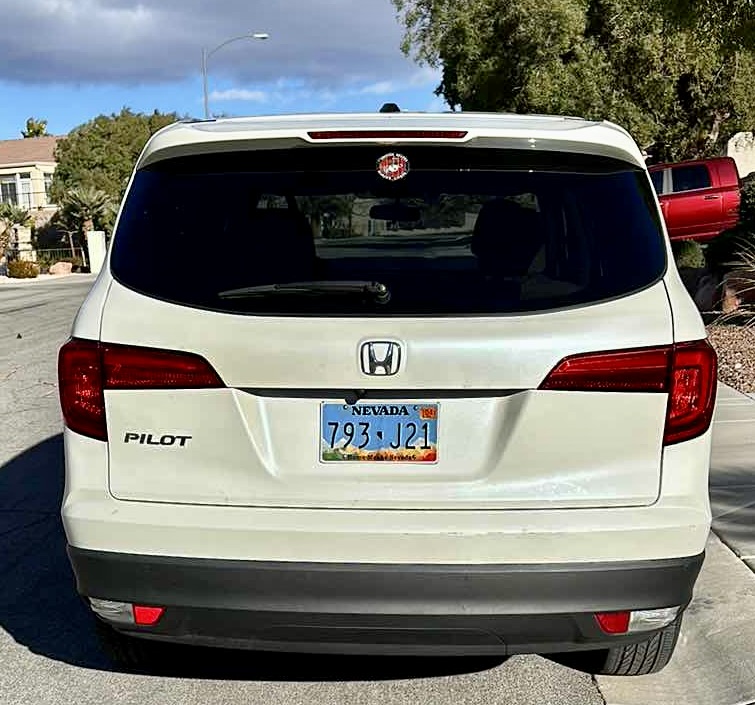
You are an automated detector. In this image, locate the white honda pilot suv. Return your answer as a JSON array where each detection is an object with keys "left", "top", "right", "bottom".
[{"left": 59, "top": 111, "right": 716, "bottom": 676}]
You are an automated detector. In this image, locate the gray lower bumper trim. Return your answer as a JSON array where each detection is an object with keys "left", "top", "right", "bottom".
[
  {"left": 68, "top": 547, "right": 703, "bottom": 654},
  {"left": 69, "top": 547, "right": 703, "bottom": 614}
]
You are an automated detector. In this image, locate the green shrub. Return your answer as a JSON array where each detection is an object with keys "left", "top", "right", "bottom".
[
  {"left": 35, "top": 255, "right": 55, "bottom": 273},
  {"left": 719, "top": 238, "right": 755, "bottom": 323},
  {"left": 671, "top": 239, "right": 706, "bottom": 270},
  {"left": 739, "top": 173, "right": 755, "bottom": 224},
  {"left": 7, "top": 260, "right": 40, "bottom": 279}
]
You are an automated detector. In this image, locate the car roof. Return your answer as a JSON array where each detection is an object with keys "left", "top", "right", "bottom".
[
  {"left": 137, "top": 112, "right": 647, "bottom": 170},
  {"left": 648, "top": 156, "right": 737, "bottom": 171}
]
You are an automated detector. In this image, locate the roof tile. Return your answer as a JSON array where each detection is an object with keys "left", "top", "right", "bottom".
[{"left": 0, "top": 136, "right": 60, "bottom": 167}]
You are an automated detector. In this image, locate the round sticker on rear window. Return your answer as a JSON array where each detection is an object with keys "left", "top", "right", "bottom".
[{"left": 376, "top": 153, "right": 409, "bottom": 181}]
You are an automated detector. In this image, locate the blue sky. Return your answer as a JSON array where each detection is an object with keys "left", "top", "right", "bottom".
[{"left": 0, "top": 0, "right": 445, "bottom": 141}]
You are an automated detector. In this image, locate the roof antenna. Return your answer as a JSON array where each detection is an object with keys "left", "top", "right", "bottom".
[{"left": 379, "top": 103, "right": 401, "bottom": 113}]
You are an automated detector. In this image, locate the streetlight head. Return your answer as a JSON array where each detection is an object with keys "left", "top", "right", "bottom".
[{"left": 251, "top": 32, "right": 269, "bottom": 40}]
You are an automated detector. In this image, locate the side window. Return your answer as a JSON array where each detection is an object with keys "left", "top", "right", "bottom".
[
  {"left": 671, "top": 165, "right": 711, "bottom": 193},
  {"left": 650, "top": 170, "right": 664, "bottom": 195}
]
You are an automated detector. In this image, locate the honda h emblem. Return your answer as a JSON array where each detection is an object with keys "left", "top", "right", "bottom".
[{"left": 360, "top": 341, "right": 401, "bottom": 376}]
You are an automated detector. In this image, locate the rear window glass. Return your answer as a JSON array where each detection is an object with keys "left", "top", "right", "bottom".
[{"left": 110, "top": 147, "right": 666, "bottom": 316}]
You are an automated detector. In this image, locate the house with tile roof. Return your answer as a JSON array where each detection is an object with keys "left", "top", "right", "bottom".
[{"left": 0, "top": 136, "right": 60, "bottom": 261}]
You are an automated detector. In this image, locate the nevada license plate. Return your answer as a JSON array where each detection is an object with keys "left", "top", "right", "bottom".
[{"left": 320, "top": 402, "right": 438, "bottom": 463}]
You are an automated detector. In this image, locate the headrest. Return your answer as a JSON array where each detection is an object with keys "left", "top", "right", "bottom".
[{"left": 471, "top": 199, "right": 545, "bottom": 276}]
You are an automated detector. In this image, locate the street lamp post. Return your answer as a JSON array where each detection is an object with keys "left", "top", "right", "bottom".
[{"left": 202, "top": 32, "right": 269, "bottom": 119}]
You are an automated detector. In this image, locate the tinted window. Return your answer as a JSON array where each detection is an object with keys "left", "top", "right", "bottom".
[
  {"left": 671, "top": 164, "right": 711, "bottom": 193},
  {"left": 111, "top": 147, "right": 666, "bottom": 316},
  {"left": 650, "top": 169, "right": 664, "bottom": 195}
]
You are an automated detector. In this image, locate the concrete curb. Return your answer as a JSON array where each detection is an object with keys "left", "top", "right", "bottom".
[{"left": 0, "top": 273, "right": 97, "bottom": 286}]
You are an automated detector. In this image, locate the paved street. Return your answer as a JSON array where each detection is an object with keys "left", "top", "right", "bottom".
[{"left": 1, "top": 275, "right": 755, "bottom": 705}]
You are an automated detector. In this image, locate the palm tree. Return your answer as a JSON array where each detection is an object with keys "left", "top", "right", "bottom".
[
  {"left": 21, "top": 117, "right": 49, "bottom": 138},
  {"left": 60, "top": 186, "right": 115, "bottom": 234},
  {"left": 0, "top": 203, "right": 33, "bottom": 259}
]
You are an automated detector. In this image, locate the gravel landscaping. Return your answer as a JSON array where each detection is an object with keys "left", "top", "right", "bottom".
[{"left": 707, "top": 323, "right": 755, "bottom": 394}]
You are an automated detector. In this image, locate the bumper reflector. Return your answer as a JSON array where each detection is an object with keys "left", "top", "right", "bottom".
[
  {"left": 89, "top": 598, "right": 165, "bottom": 627},
  {"left": 595, "top": 611, "right": 631, "bottom": 634},
  {"left": 629, "top": 606, "right": 680, "bottom": 632},
  {"left": 89, "top": 598, "right": 133, "bottom": 625},
  {"left": 596, "top": 607, "right": 680, "bottom": 635},
  {"left": 133, "top": 605, "right": 165, "bottom": 626}
]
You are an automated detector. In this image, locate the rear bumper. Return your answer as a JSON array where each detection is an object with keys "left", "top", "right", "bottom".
[{"left": 69, "top": 546, "right": 704, "bottom": 655}]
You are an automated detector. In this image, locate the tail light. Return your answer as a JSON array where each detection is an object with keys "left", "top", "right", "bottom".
[
  {"left": 89, "top": 599, "right": 165, "bottom": 626},
  {"left": 539, "top": 348, "right": 670, "bottom": 393},
  {"left": 59, "top": 339, "right": 224, "bottom": 441},
  {"left": 540, "top": 340, "right": 717, "bottom": 446},
  {"left": 102, "top": 344, "right": 224, "bottom": 390},
  {"left": 58, "top": 339, "right": 106, "bottom": 441},
  {"left": 307, "top": 130, "right": 468, "bottom": 140},
  {"left": 664, "top": 341, "right": 718, "bottom": 445}
]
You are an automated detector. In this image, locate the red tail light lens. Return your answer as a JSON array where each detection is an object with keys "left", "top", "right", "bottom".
[
  {"left": 539, "top": 347, "right": 671, "bottom": 393},
  {"left": 307, "top": 130, "right": 468, "bottom": 140},
  {"left": 102, "top": 344, "right": 224, "bottom": 390},
  {"left": 540, "top": 340, "right": 717, "bottom": 446},
  {"left": 133, "top": 605, "right": 165, "bottom": 626},
  {"left": 665, "top": 341, "right": 717, "bottom": 446},
  {"left": 58, "top": 339, "right": 106, "bottom": 441},
  {"left": 595, "top": 611, "right": 631, "bottom": 635},
  {"left": 58, "top": 339, "right": 224, "bottom": 441}
]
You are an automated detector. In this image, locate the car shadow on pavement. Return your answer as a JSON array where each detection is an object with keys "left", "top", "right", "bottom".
[
  {"left": 0, "top": 434, "right": 505, "bottom": 681},
  {"left": 709, "top": 430, "right": 755, "bottom": 572},
  {"left": 711, "top": 485, "right": 755, "bottom": 570}
]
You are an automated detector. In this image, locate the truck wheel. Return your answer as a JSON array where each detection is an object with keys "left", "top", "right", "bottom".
[{"left": 598, "top": 616, "right": 683, "bottom": 676}]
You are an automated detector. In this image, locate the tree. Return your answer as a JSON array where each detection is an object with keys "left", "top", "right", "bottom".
[
  {"left": 21, "top": 117, "right": 49, "bottom": 138},
  {"left": 51, "top": 108, "right": 179, "bottom": 210},
  {"left": 392, "top": 0, "right": 755, "bottom": 161},
  {"left": 0, "top": 204, "right": 33, "bottom": 258},
  {"left": 298, "top": 196, "right": 356, "bottom": 238},
  {"left": 59, "top": 187, "right": 116, "bottom": 234}
]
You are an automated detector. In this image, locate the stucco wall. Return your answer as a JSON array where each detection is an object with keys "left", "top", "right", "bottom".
[{"left": 728, "top": 132, "right": 755, "bottom": 178}]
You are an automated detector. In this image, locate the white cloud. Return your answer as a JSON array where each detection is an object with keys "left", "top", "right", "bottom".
[
  {"left": 409, "top": 66, "right": 441, "bottom": 87},
  {"left": 0, "top": 0, "right": 420, "bottom": 90},
  {"left": 209, "top": 89, "right": 268, "bottom": 102},
  {"left": 425, "top": 95, "right": 449, "bottom": 112},
  {"left": 355, "top": 67, "right": 439, "bottom": 99},
  {"left": 360, "top": 81, "right": 395, "bottom": 96}
]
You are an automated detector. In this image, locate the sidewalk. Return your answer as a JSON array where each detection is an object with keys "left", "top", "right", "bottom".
[
  {"left": 710, "top": 382, "right": 755, "bottom": 570},
  {"left": 0, "top": 273, "right": 97, "bottom": 286}
]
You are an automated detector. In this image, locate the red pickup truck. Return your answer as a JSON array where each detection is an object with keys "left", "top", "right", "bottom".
[{"left": 649, "top": 156, "right": 741, "bottom": 242}]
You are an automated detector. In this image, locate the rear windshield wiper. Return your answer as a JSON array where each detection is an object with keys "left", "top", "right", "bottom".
[{"left": 218, "top": 280, "right": 391, "bottom": 304}]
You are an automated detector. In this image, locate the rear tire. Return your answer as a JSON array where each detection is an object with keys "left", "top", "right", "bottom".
[{"left": 597, "top": 616, "right": 683, "bottom": 676}]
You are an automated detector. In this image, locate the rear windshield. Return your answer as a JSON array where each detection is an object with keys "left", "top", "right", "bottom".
[{"left": 110, "top": 147, "right": 666, "bottom": 316}]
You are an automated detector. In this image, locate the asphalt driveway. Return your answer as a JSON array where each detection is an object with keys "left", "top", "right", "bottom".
[{"left": 2, "top": 274, "right": 755, "bottom": 705}]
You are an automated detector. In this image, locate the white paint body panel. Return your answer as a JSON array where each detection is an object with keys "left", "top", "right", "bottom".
[
  {"left": 61, "top": 428, "right": 711, "bottom": 563},
  {"left": 100, "top": 278, "right": 672, "bottom": 509}
]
